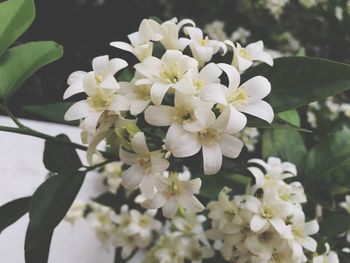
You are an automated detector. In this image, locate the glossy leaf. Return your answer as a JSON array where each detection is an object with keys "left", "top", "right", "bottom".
[
  {"left": 43, "top": 134, "right": 82, "bottom": 173},
  {"left": 23, "top": 102, "right": 77, "bottom": 125},
  {"left": 242, "top": 56, "right": 350, "bottom": 112},
  {"left": 25, "top": 171, "right": 86, "bottom": 252},
  {"left": 0, "top": 197, "right": 31, "bottom": 233},
  {"left": 0, "top": 0, "right": 35, "bottom": 56},
  {"left": 319, "top": 215, "right": 350, "bottom": 237},
  {"left": 0, "top": 41, "right": 63, "bottom": 102},
  {"left": 262, "top": 129, "right": 307, "bottom": 170}
]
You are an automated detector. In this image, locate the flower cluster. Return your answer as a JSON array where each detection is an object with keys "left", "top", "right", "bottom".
[
  {"left": 63, "top": 17, "right": 274, "bottom": 217},
  {"left": 206, "top": 157, "right": 320, "bottom": 262}
]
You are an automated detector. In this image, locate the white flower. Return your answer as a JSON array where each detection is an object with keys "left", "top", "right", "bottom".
[
  {"left": 313, "top": 243, "right": 339, "bottom": 263},
  {"left": 134, "top": 50, "right": 198, "bottom": 105},
  {"left": 179, "top": 27, "right": 226, "bottom": 66},
  {"left": 110, "top": 18, "right": 162, "bottom": 61},
  {"left": 65, "top": 200, "right": 86, "bottom": 224},
  {"left": 142, "top": 172, "right": 204, "bottom": 218},
  {"left": 64, "top": 71, "right": 130, "bottom": 132},
  {"left": 288, "top": 211, "right": 319, "bottom": 260},
  {"left": 144, "top": 91, "right": 212, "bottom": 134},
  {"left": 260, "top": 0, "right": 289, "bottom": 19},
  {"left": 200, "top": 63, "right": 273, "bottom": 124},
  {"left": 225, "top": 40, "right": 274, "bottom": 71},
  {"left": 118, "top": 76, "right": 152, "bottom": 116},
  {"left": 168, "top": 108, "right": 245, "bottom": 175},
  {"left": 230, "top": 27, "right": 251, "bottom": 44},
  {"left": 244, "top": 194, "right": 293, "bottom": 237},
  {"left": 204, "top": 20, "right": 227, "bottom": 41},
  {"left": 157, "top": 17, "right": 195, "bottom": 50},
  {"left": 64, "top": 55, "right": 128, "bottom": 99},
  {"left": 102, "top": 162, "right": 123, "bottom": 193},
  {"left": 237, "top": 127, "right": 259, "bottom": 152},
  {"left": 120, "top": 132, "right": 169, "bottom": 198}
]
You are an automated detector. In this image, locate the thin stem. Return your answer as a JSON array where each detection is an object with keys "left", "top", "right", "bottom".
[
  {"left": 85, "top": 159, "right": 113, "bottom": 172},
  {"left": 0, "top": 104, "right": 25, "bottom": 128},
  {"left": 0, "top": 125, "right": 116, "bottom": 160}
]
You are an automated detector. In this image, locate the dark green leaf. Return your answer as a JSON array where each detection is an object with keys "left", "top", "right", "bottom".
[
  {"left": 43, "top": 134, "right": 82, "bottom": 173},
  {"left": 23, "top": 102, "right": 77, "bottom": 125},
  {"left": 0, "top": 41, "right": 63, "bottom": 101},
  {"left": 25, "top": 231, "right": 52, "bottom": 263},
  {"left": 242, "top": 57, "right": 350, "bottom": 112},
  {"left": 25, "top": 171, "right": 86, "bottom": 252},
  {"left": 0, "top": 197, "right": 31, "bottom": 233},
  {"left": 0, "top": 0, "right": 35, "bottom": 56},
  {"left": 262, "top": 129, "right": 307, "bottom": 170},
  {"left": 319, "top": 215, "right": 350, "bottom": 237},
  {"left": 116, "top": 68, "right": 133, "bottom": 82},
  {"left": 306, "top": 128, "right": 350, "bottom": 185}
]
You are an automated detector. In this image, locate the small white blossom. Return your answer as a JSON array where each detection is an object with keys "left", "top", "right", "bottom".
[{"left": 312, "top": 243, "right": 339, "bottom": 263}]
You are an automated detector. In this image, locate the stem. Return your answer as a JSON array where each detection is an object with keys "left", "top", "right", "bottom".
[
  {"left": 85, "top": 159, "right": 113, "bottom": 172},
  {"left": 0, "top": 104, "right": 25, "bottom": 128},
  {"left": 0, "top": 125, "right": 116, "bottom": 160}
]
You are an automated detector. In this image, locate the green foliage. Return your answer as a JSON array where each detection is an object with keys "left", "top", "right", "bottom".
[
  {"left": 0, "top": 41, "right": 63, "bottom": 102},
  {"left": 243, "top": 57, "right": 350, "bottom": 113},
  {"left": 0, "top": 0, "right": 35, "bottom": 56},
  {"left": 277, "top": 109, "right": 301, "bottom": 127},
  {"left": 23, "top": 102, "right": 77, "bottom": 125},
  {"left": 262, "top": 129, "right": 307, "bottom": 170},
  {"left": 0, "top": 197, "right": 31, "bottom": 233},
  {"left": 25, "top": 135, "right": 85, "bottom": 262},
  {"left": 43, "top": 134, "right": 82, "bottom": 173},
  {"left": 319, "top": 214, "right": 350, "bottom": 237}
]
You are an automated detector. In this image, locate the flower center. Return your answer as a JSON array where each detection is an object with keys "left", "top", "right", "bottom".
[
  {"left": 173, "top": 107, "right": 195, "bottom": 124},
  {"left": 160, "top": 63, "right": 184, "bottom": 84},
  {"left": 261, "top": 204, "right": 274, "bottom": 219},
  {"left": 194, "top": 80, "right": 204, "bottom": 93},
  {"left": 292, "top": 226, "right": 303, "bottom": 238},
  {"left": 239, "top": 48, "right": 251, "bottom": 59},
  {"left": 136, "top": 85, "right": 151, "bottom": 100},
  {"left": 87, "top": 91, "right": 112, "bottom": 111},
  {"left": 199, "top": 128, "right": 221, "bottom": 145},
  {"left": 199, "top": 37, "right": 209, "bottom": 46},
  {"left": 95, "top": 74, "right": 104, "bottom": 84},
  {"left": 137, "top": 157, "right": 152, "bottom": 173},
  {"left": 227, "top": 88, "right": 249, "bottom": 109}
]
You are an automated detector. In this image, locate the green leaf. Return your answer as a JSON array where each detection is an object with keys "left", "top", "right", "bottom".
[
  {"left": 25, "top": 231, "right": 52, "bottom": 263},
  {"left": 306, "top": 128, "right": 350, "bottom": 185},
  {"left": 23, "top": 102, "right": 77, "bottom": 125},
  {"left": 319, "top": 215, "right": 350, "bottom": 237},
  {"left": 0, "top": 41, "right": 63, "bottom": 102},
  {"left": 25, "top": 171, "right": 86, "bottom": 253},
  {"left": 0, "top": 0, "right": 35, "bottom": 56},
  {"left": 0, "top": 197, "right": 31, "bottom": 233},
  {"left": 116, "top": 68, "right": 133, "bottom": 82},
  {"left": 242, "top": 57, "right": 350, "bottom": 113},
  {"left": 262, "top": 129, "right": 307, "bottom": 170},
  {"left": 277, "top": 109, "right": 300, "bottom": 127},
  {"left": 43, "top": 134, "right": 82, "bottom": 173}
]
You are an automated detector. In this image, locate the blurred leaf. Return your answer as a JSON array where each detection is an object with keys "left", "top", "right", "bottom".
[
  {"left": 247, "top": 115, "right": 310, "bottom": 133},
  {"left": 319, "top": 215, "right": 350, "bottom": 237},
  {"left": 306, "top": 128, "right": 350, "bottom": 185},
  {"left": 25, "top": 171, "right": 86, "bottom": 254},
  {"left": 23, "top": 102, "right": 77, "bottom": 125},
  {"left": 0, "top": 0, "right": 35, "bottom": 56},
  {"left": 0, "top": 197, "right": 31, "bottom": 233},
  {"left": 116, "top": 67, "right": 133, "bottom": 82},
  {"left": 242, "top": 56, "right": 350, "bottom": 112},
  {"left": 43, "top": 134, "right": 82, "bottom": 173},
  {"left": 277, "top": 109, "right": 300, "bottom": 127},
  {"left": 262, "top": 129, "right": 307, "bottom": 170},
  {"left": 0, "top": 41, "right": 63, "bottom": 102}
]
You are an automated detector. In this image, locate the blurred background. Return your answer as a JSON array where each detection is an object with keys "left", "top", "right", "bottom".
[{"left": 6, "top": 0, "right": 350, "bottom": 119}]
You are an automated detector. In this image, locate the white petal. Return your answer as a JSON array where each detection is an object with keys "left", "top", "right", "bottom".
[
  {"left": 162, "top": 197, "right": 178, "bottom": 218},
  {"left": 193, "top": 108, "right": 216, "bottom": 128},
  {"left": 151, "top": 155, "right": 169, "bottom": 174},
  {"left": 178, "top": 195, "right": 204, "bottom": 213},
  {"left": 99, "top": 75, "right": 118, "bottom": 90},
  {"left": 253, "top": 51, "right": 273, "bottom": 66},
  {"left": 240, "top": 100, "right": 274, "bottom": 123},
  {"left": 173, "top": 76, "right": 194, "bottom": 95},
  {"left": 214, "top": 106, "right": 247, "bottom": 133},
  {"left": 140, "top": 176, "right": 156, "bottom": 198},
  {"left": 247, "top": 166, "right": 265, "bottom": 187},
  {"left": 110, "top": 41, "right": 134, "bottom": 53},
  {"left": 108, "top": 95, "right": 130, "bottom": 112},
  {"left": 131, "top": 132, "right": 149, "bottom": 155},
  {"left": 269, "top": 218, "right": 288, "bottom": 236},
  {"left": 250, "top": 214, "right": 267, "bottom": 232},
  {"left": 200, "top": 83, "right": 227, "bottom": 104},
  {"left": 144, "top": 105, "right": 173, "bottom": 126},
  {"left": 63, "top": 83, "right": 84, "bottom": 99},
  {"left": 67, "top": 70, "right": 87, "bottom": 85},
  {"left": 219, "top": 134, "right": 243, "bottom": 159},
  {"left": 202, "top": 143, "right": 222, "bottom": 175},
  {"left": 141, "top": 192, "right": 167, "bottom": 209},
  {"left": 130, "top": 99, "right": 150, "bottom": 115},
  {"left": 84, "top": 111, "right": 102, "bottom": 131},
  {"left": 119, "top": 148, "right": 138, "bottom": 165},
  {"left": 64, "top": 100, "right": 91, "bottom": 121},
  {"left": 303, "top": 220, "right": 319, "bottom": 236},
  {"left": 181, "top": 178, "right": 202, "bottom": 194},
  {"left": 121, "top": 164, "right": 144, "bottom": 189},
  {"left": 151, "top": 82, "right": 170, "bottom": 105},
  {"left": 184, "top": 26, "right": 203, "bottom": 40},
  {"left": 171, "top": 133, "right": 201, "bottom": 158},
  {"left": 199, "top": 62, "right": 222, "bottom": 84},
  {"left": 165, "top": 123, "right": 187, "bottom": 150},
  {"left": 134, "top": 56, "right": 161, "bottom": 79},
  {"left": 300, "top": 236, "right": 317, "bottom": 252},
  {"left": 218, "top": 63, "right": 240, "bottom": 90},
  {"left": 193, "top": 45, "right": 213, "bottom": 63},
  {"left": 244, "top": 196, "right": 261, "bottom": 213},
  {"left": 241, "top": 76, "right": 271, "bottom": 103},
  {"left": 92, "top": 55, "right": 109, "bottom": 74},
  {"left": 109, "top": 58, "right": 128, "bottom": 75}
]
